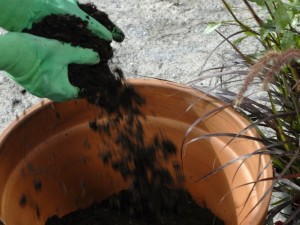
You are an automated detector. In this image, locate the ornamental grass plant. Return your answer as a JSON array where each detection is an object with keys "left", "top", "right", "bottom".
[{"left": 192, "top": 0, "right": 300, "bottom": 224}]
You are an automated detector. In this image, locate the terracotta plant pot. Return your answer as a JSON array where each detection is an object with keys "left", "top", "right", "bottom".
[{"left": 0, "top": 79, "right": 272, "bottom": 225}]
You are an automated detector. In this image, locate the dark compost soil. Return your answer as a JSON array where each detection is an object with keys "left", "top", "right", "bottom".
[
  {"left": 22, "top": 3, "right": 224, "bottom": 225},
  {"left": 45, "top": 189, "right": 223, "bottom": 225}
]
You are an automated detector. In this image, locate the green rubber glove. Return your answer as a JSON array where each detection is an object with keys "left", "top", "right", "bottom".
[
  {"left": 0, "top": 0, "right": 124, "bottom": 42},
  {"left": 0, "top": 32, "right": 100, "bottom": 101}
]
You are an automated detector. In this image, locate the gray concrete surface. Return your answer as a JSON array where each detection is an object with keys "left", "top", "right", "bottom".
[{"left": 0, "top": 0, "right": 246, "bottom": 132}]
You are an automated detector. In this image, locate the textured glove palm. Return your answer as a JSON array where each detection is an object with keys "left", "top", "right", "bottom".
[{"left": 0, "top": 33, "right": 99, "bottom": 101}]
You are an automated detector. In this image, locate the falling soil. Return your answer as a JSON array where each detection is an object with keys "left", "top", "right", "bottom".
[{"left": 22, "top": 3, "right": 224, "bottom": 225}]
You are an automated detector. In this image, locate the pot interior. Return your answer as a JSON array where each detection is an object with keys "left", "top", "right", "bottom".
[{"left": 0, "top": 79, "right": 272, "bottom": 225}]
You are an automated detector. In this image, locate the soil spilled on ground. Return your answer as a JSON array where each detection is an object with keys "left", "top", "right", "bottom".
[{"left": 23, "top": 3, "right": 224, "bottom": 225}]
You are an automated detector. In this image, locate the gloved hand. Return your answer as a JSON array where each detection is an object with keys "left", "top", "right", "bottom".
[
  {"left": 0, "top": 0, "right": 124, "bottom": 42},
  {"left": 0, "top": 32, "right": 100, "bottom": 101}
]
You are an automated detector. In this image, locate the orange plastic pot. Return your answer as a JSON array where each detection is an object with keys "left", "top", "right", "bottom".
[{"left": 0, "top": 79, "right": 272, "bottom": 225}]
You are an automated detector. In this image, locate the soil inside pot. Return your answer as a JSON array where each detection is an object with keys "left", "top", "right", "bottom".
[
  {"left": 45, "top": 189, "right": 224, "bottom": 225},
  {"left": 22, "top": 3, "right": 224, "bottom": 225}
]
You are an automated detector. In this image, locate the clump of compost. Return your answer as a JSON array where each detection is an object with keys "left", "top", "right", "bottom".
[
  {"left": 23, "top": 3, "right": 224, "bottom": 225},
  {"left": 23, "top": 3, "right": 130, "bottom": 113}
]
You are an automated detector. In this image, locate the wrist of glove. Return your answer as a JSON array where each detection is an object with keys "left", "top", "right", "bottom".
[
  {"left": 0, "top": 32, "right": 100, "bottom": 101},
  {"left": 0, "top": 0, "right": 124, "bottom": 42}
]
